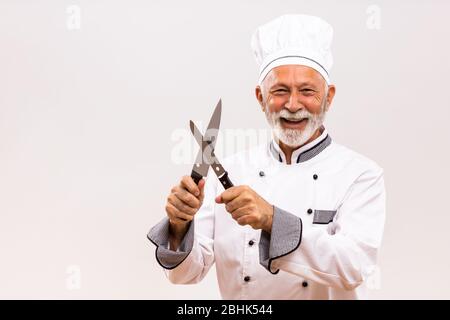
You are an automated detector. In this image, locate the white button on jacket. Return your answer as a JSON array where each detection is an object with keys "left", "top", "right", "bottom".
[{"left": 148, "top": 128, "right": 386, "bottom": 299}]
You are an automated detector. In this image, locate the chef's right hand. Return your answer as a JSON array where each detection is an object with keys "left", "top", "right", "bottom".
[{"left": 166, "top": 176, "right": 205, "bottom": 233}]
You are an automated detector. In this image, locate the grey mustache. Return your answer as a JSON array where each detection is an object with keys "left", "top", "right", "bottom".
[
  {"left": 281, "top": 117, "right": 307, "bottom": 121},
  {"left": 278, "top": 110, "right": 312, "bottom": 121}
]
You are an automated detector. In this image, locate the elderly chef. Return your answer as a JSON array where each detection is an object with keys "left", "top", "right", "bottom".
[{"left": 148, "top": 14, "right": 386, "bottom": 299}]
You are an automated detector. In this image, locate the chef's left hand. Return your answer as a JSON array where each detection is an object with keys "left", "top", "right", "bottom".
[{"left": 215, "top": 185, "right": 274, "bottom": 233}]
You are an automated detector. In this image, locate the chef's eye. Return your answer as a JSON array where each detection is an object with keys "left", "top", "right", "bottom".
[
  {"left": 301, "top": 89, "right": 314, "bottom": 95},
  {"left": 273, "top": 89, "right": 288, "bottom": 95}
]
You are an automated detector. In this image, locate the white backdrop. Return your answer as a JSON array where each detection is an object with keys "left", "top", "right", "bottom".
[{"left": 1, "top": 0, "right": 449, "bottom": 299}]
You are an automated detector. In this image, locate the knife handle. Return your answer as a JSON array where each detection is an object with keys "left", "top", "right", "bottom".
[
  {"left": 190, "top": 170, "right": 203, "bottom": 185},
  {"left": 218, "top": 171, "right": 234, "bottom": 189}
]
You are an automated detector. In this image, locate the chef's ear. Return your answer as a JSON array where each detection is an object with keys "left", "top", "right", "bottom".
[
  {"left": 255, "top": 85, "right": 265, "bottom": 113},
  {"left": 324, "top": 84, "right": 336, "bottom": 112}
]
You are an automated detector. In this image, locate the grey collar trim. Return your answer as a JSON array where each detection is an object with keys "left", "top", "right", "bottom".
[
  {"left": 269, "top": 134, "right": 332, "bottom": 164},
  {"left": 296, "top": 134, "right": 331, "bottom": 163}
]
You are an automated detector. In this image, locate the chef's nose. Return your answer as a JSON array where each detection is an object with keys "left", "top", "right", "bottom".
[{"left": 284, "top": 91, "right": 303, "bottom": 113}]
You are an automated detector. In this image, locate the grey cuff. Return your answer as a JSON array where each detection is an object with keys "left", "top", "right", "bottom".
[
  {"left": 147, "top": 217, "right": 195, "bottom": 270},
  {"left": 259, "top": 206, "right": 303, "bottom": 274}
]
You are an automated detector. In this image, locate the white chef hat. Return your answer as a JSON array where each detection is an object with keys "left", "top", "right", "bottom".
[{"left": 251, "top": 14, "right": 334, "bottom": 85}]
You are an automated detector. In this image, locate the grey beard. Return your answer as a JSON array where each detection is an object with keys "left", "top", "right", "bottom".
[{"left": 265, "top": 100, "right": 327, "bottom": 148}]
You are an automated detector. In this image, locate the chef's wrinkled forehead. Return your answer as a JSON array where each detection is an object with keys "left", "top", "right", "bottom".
[{"left": 251, "top": 14, "right": 334, "bottom": 85}]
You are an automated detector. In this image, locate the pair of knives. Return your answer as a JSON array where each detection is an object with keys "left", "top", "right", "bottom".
[{"left": 189, "top": 99, "right": 233, "bottom": 190}]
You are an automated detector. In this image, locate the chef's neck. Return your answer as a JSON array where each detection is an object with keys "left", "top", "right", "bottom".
[{"left": 278, "top": 128, "right": 322, "bottom": 165}]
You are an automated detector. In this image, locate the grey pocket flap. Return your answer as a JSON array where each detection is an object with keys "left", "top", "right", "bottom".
[{"left": 313, "top": 210, "right": 337, "bottom": 224}]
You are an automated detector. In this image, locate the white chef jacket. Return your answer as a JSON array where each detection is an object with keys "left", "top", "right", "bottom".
[{"left": 148, "top": 127, "right": 386, "bottom": 299}]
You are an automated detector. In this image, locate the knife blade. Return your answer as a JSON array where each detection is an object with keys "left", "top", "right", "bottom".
[
  {"left": 190, "top": 120, "right": 234, "bottom": 190},
  {"left": 190, "top": 99, "right": 222, "bottom": 184}
]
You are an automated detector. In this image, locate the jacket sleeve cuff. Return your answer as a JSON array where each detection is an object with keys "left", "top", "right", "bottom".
[
  {"left": 147, "top": 217, "right": 195, "bottom": 270},
  {"left": 259, "top": 206, "right": 303, "bottom": 274}
]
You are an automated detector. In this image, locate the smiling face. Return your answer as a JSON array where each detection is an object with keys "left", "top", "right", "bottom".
[{"left": 256, "top": 64, "right": 335, "bottom": 148}]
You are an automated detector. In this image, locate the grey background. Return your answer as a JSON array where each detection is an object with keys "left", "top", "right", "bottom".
[{"left": 0, "top": 0, "right": 449, "bottom": 299}]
